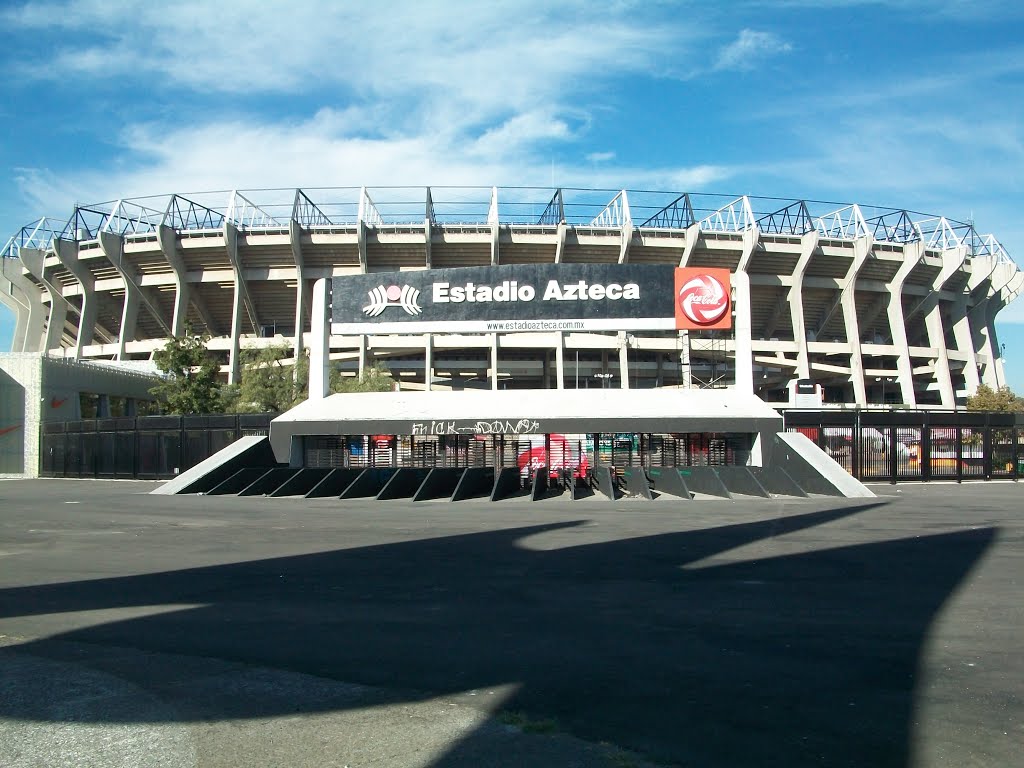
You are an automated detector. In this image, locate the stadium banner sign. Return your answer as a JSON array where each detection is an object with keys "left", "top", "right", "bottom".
[
  {"left": 674, "top": 267, "right": 732, "bottom": 330},
  {"left": 331, "top": 264, "right": 732, "bottom": 334}
]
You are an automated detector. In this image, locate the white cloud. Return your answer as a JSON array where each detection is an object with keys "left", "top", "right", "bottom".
[
  {"left": 587, "top": 151, "right": 616, "bottom": 163},
  {"left": 714, "top": 29, "right": 792, "bottom": 72},
  {"left": 12, "top": 113, "right": 735, "bottom": 220}
]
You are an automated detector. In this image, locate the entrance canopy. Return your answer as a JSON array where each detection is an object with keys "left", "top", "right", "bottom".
[{"left": 269, "top": 387, "right": 782, "bottom": 463}]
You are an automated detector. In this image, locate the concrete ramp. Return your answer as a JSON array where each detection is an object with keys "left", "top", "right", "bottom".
[
  {"left": 530, "top": 466, "right": 550, "bottom": 501},
  {"left": 340, "top": 468, "right": 397, "bottom": 499},
  {"left": 621, "top": 467, "right": 653, "bottom": 500},
  {"left": 590, "top": 466, "right": 618, "bottom": 501},
  {"left": 240, "top": 467, "right": 299, "bottom": 496},
  {"left": 306, "top": 468, "right": 363, "bottom": 498},
  {"left": 208, "top": 467, "right": 271, "bottom": 496},
  {"left": 715, "top": 466, "right": 770, "bottom": 498},
  {"left": 270, "top": 468, "right": 332, "bottom": 497},
  {"left": 151, "top": 436, "right": 278, "bottom": 495},
  {"left": 413, "top": 468, "right": 464, "bottom": 501},
  {"left": 679, "top": 467, "right": 730, "bottom": 499},
  {"left": 378, "top": 467, "right": 432, "bottom": 500},
  {"left": 748, "top": 466, "right": 808, "bottom": 498},
  {"left": 771, "top": 432, "right": 875, "bottom": 498},
  {"left": 646, "top": 467, "right": 692, "bottom": 500},
  {"left": 490, "top": 467, "right": 522, "bottom": 502},
  {"left": 452, "top": 467, "right": 495, "bottom": 501}
]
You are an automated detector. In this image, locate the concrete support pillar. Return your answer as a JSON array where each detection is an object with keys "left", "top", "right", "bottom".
[
  {"left": 951, "top": 293, "right": 980, "bottom": 396},
  {"left": 289, "top": 220, "right": 307, "bottom": 359},
  {"left": 96, "top": 394, "right": 110, "bottom": 419},
  {"left": 308, "top": 278, "right": 330, "bottom": 400},
  {"left": 358, "top": 335, "right": 367, "bottom": 379},
  {"left": 733, "top": 270, "right": 754, "bottom": 394},
  {"left": 678, "top": 331, "right": 691, "bottom": 388},
  {"left": 490, "top": 333, "right": 499, "bottom": 390},
  {"left": 424, "top": 334, "right": 433, "bottom": 391},
  {"left": 157, "top": 224, "right": 191, "bottom": 337},
  {"left": 21, "top": 248, "right": 68, "bottom": 352},
  {"left": 887, "top": 241, "right": 923, "bottom": 406},
  {"left": 842, "top": 237, "right": 872, "bottom": 406},
  {"left": 228, "top": 278, "right": 244, "bottom": 384},
  {"left": 0, "top": 260, "right": 45, "bottom": 352},
  {"left": 57, "top": 238, "right": 96, "bottom": 359},
  {"left": 555, "top": 332, "right": 565, "bottom": 389},
  {"left": 618, "top": 334, "right": 630, "bottom": 389},
  {"left": 789, "top": 231, "right": 818, "bottom": 380}
]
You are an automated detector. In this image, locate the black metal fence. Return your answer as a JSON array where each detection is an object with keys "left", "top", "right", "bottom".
[
  {"left": 41, "top": 414, "right": 276, "bottom": 480},
  {"left": 39, "top": 409, "right": 1024, "bottom": 484},
  {"left": 781, "top": 410, "right": 1023, "bottom": 482}
]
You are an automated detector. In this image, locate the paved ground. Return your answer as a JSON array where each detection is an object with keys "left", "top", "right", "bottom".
[{"left": 0, "top": 479, "right": 1020, "bottom": 767}]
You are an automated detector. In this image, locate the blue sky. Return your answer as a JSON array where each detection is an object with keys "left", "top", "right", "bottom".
[{"left": 2, "top": 0, "right": 1023, "bottom": 391}]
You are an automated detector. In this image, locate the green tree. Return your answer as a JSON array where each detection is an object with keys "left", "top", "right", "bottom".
[
  {"left": 332, "top": 364, "right": 395, "bottom": 393},
  {"left": 965, "top": 384, "right": 1024, "bottom": 412},
  {"left": 234, "top": 345, "right": 307, "bottom": 413},
  {"left": 150, "top": 330, "right": 224, "bottom": 414}
]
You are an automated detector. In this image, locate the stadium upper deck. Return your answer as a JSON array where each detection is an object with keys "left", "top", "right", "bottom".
[{"left": 2, "top": 187, "right": 1021, "bottom": 408}]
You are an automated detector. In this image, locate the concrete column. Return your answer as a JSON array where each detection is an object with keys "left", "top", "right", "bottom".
[
  {"left": 308, "top": 278, "right": 330, "bottom": 400},
  {"left": 789, "top": 231, "right": 818, "bottom": 380},
  {"left": 57, "top": 238, "right": 96, "bottom": 359},
  {"left": 841, "top": 237, "right": 872, "bottom": 406},
  {"left": 228, "top": 278, "right": 244, "bottom": 384},
  {"left": 490, "top": 333, "right": 499, "bottom": 390},
  {"left": 21, "top": 248, "right": 68, "bottom": 352},
  {"left": 618, "top": 334, "right": 630, "bottom": 389},
  {"left": 289, "top": 220, "right": 307, "bottom": 359},
  {"left": 951, "top": 293, "right": 980, "bottom": 396},
  {"left": 555, "top": 332, "right": 565, "bottom": 389},
  {"left": 0, "top": 264, "right": 40, "bottom": 353},
  {"left": 358, "top": 335, "right": 367, "bottom": 379},
  {"left": 732, "top": 270, "right": 754, "bottom": 394},
  {"left": 157, "top": 224, "right": 191, "bottom": 337},
  {"left": 424, "top": 334, "right": 433, "bottom": 391},
  {"left": 886, "top": 240, "right": 923, "bottom": 406},
  {"left": 678, "top": 331, "right": 691, "bottom": 388}
]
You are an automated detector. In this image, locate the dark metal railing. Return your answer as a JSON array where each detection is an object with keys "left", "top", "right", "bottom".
[
  {"left": 780, "top": 409, "right": 1023, "bottom": 482},
  {"left": 40, "top": 413, "right": 277, "bottom": 480}
]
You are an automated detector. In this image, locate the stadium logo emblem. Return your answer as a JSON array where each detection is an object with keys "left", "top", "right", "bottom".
[
  {"left": 677, "top": 273, "right": 729, "bottom": 325},
  {"left": 363, "top": 284, "right": 422, "bottom": 316}
]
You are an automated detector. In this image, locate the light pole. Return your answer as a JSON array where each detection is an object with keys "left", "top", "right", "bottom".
[{"left": 593, "top": 373, "right": 613, "bottom": 389}]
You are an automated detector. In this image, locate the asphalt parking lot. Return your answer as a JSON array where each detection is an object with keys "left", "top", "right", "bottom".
[{"left": 0, "top": 478, "right": 1021, "bottom": 767}]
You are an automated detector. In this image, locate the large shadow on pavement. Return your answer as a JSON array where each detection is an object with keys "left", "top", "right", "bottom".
[{"left": 0, "top": 503, "right": 996, "bottom": 766}]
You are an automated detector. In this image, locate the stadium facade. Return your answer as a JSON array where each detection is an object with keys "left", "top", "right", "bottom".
[{"left": 2, "top": 187, "right": 1021, "bottom": 409}]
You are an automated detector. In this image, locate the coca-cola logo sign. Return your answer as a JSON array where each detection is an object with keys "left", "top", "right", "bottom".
[{"left": 674, "top": 268, "right": 731, "bottom": 330}]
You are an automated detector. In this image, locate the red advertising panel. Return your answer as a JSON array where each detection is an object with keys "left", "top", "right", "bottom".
[{"left": 674, "top": 268, "right": 732, "bottom": 330}]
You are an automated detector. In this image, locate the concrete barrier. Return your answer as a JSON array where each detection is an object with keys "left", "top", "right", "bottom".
[
  {"left": 152, "top": 436, "right": 279, "bottom": 495},
  {"left": 678, "top": 467, "right": 730, "bottom": 498},
  {"left": 377, "top": 467, "right": 432, "bottom": 500},
  {"left": 239, "top": 467, "right": 299, "bottom": 496},
  {"left": 207, "top": 467, "right": 271, "bottom": 496},
  {"left": 715, "top": 466, "right": 770, "bottom": 498},
  {"left": 646, "top": 466, "right": 692, "bottom": 500},
  {"left": 531, "top": 466, "right": 550, "bottom": 501},
  {"left": 621, "top": 467, "right": 653, "bottom": 500},
  {"left": 591, "top": 465, "right": 617, "bottom": 501},
  {"left": 413, "top": 468, "right": 465, "bottom": 501},
  {"left": 452, "top": 467, "right": 495, "bottom": 501},
  {"left": 269, "top": 467, "right": 333, "bottom": 497},
  {"left": 748, "top": 466, "right": 808, "bottom": 498},
  {"left": 490, "top": 467, "right": 522, "bottom": 502},
  {"left": 340, "top": 468, "right": 397, "bottom": 499},
  {"left": 305, "top": 468, "right": 364, "bottom": 498}
]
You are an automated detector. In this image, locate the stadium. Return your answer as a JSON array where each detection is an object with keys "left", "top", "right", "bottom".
[{"left": 2, "top": 186, "right": 1021, "bottom": 407}]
